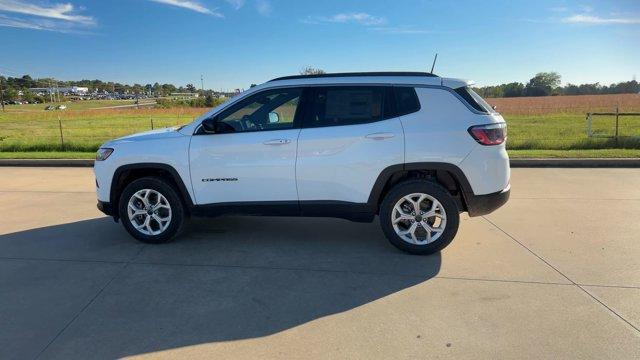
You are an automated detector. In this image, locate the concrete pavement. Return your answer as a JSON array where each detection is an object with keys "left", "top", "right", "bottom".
[{"left": 0, "top": 167, "right": 638, "bottom": 359}]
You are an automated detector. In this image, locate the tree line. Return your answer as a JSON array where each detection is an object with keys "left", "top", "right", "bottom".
[
  {"left": 2, "top": 72, "right": 639, "bottom": 102},
  {"left": 474, "top": 72, "right": 639, "bottom": 98},
  {"left": 0, "top": 74, "right": 202, "bottom": 97}
]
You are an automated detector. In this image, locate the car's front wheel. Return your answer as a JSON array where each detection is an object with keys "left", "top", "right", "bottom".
[
  {"left": 379, "top": 180, "right": 459, "bottom": 255},
  {"left": 118, "top": 177, "right": 185, "bottom": 244}
]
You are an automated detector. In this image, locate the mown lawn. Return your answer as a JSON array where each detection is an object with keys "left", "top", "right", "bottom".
[
  {"left": 0, "top": 106, "right": 207, "bottom": 152},
  {"left": 1, "top": 98, "right": 640, "bottom": 157},
  {"left": 2, "top": 99, "right": 135, "bottom": 112},
  {"left": 4, "top": 149, "right": 640, "bottom": 160}
]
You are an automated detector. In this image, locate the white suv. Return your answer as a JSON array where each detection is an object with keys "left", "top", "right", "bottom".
[{"left": 94, "top": 72, "right": 510, "bottom": 254}]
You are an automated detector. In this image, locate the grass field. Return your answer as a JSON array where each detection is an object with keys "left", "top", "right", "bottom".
[
  {"left": 2, "top": 99, "right": 136, "bottom": 112},
  {"left": 1, "top": 93, "right": 640, "bottom": 157}
]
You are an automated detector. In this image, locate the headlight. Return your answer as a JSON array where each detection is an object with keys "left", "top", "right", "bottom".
[{"left": 96, "top": 148, "right": 114, "bottom": 161}]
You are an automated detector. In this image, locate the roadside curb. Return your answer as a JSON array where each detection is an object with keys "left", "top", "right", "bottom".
[
  {"left": 510, "top": 158, "right": 640, "bottom": 168},
  {"left": 0, "top": 159, "right": 94, "bottom": 167},
  {"left": 1, "top": 158, "right": 640, "bottom": 168}
]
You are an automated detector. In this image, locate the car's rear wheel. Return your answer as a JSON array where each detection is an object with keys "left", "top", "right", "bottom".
[
  {"left": 379, "top": 180, "right": 459, "bottom": 255},
  {"left": 118, "top": 177, "right": 185, "bottom": 244}
]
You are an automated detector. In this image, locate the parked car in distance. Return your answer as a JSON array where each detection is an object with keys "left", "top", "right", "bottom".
[{"left": 94, "top": 72, "right": 510, "bottom": 254}]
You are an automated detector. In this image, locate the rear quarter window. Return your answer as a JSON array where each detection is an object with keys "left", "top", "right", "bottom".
[
  {"left": 454, "top": 87, "right": 495, "bottom": 114},
  {"left": 394, "top": 87, "right": 421, "bottom": 116}
]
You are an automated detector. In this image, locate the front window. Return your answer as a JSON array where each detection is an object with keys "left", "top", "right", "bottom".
[{"left": 212, "top": 88, "right": 302, "bottom": 133}]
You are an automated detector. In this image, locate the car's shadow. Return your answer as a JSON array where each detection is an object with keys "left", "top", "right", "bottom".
[{"left": 0, "top": 216, "right": 441, "bottom": 359}]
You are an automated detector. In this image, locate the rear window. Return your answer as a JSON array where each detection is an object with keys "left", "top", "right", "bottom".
[
  {"left": 306, "top": 86, "right": 384, "bottom": 127},
  {"left": 394, "top": 87, "right": 421, "bottom": 116},
  {"left": 454, "top": 87, "right": 495, "bottom": 114}
]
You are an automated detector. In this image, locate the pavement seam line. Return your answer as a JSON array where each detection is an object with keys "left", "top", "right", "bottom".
[
  {"left": 482, "top": 216, "right": 640, "bottom": 334},
  {"left": 34, "top": 245, "right": 147, "bottom": 359}
]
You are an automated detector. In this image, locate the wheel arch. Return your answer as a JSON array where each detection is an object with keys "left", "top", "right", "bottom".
[
  {"left": 110, "top": 163, "right": 194, "bottom": 216},
  {"left": 367, "top": 162, "right": 473, "bottom": 214}
]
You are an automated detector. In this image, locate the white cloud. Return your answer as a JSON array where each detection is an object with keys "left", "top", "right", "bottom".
[
  {"left": 562, "top": 14, "right": 640, "bottom": 25},
  {"left": 304, "top": 12, "right": 386, "bottom": 26},
  {"left": 0, "top": 13, "right": 91, "bottom": 33},
  {"left": 148, "top": 0, "right": 222, "bottom": 17},
  {"left": 328, "top": 12, "right": 386, "bottom": 25},
  {"left": 0, "top": 0, "right": 94, "bottom": 25},
  {"left": 255, "top": 0, "right": 271, "bottom": 16},
  {"left": 225, "top": 0, "right": 245, "bottom": 10}
]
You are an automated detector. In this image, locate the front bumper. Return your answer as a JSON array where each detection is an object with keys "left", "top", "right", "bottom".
[
  {"left": 464, "top": 184, "right": 510, "bottom": 217},
  {"left": 97, "top": 201, "right": 116, "bottom": 217}
]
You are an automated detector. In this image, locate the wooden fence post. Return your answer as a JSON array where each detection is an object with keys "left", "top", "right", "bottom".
[{"left": 58, "top": 118, "right": 65, "bottom": 150}]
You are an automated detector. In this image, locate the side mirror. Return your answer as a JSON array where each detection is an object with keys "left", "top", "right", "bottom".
[
  {"left": 268, "top": 112, "right": 280, "bottom": 124},
  {"left": 201, "top": 117, "right": 217, "bottom": 133},
  {"left": 492, "top": 105, "right": 497, "bottom": 111}
]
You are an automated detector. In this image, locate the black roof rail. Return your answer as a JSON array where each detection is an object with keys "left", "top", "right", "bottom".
[{"left": 269, "top": 72, "right": 438, "bottom": 82}]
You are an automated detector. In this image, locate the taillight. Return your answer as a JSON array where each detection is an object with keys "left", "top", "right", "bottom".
[{"left": 468, "top": 123, "right": 507, "bottom": 146}]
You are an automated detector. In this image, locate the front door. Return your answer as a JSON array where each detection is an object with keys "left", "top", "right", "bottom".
[{"left": 189, "top": 87, "right": 304, "bottom": 205}]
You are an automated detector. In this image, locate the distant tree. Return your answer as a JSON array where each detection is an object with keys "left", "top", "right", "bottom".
[
  {"left": 185, "top": 83, "right": 197, "bottom": 93},
  {"left": 204, "top": 93, "right": 216, "bottom": 107},
  {"left": 300, "top": 66, "right": 326, "bottom": 75},
  {"left": 524, "top": 72, "right": 561, "bottom": 96},
  {"left": 162, "top": 83, "right": 177, "bottom": 95},
  {"left": 22, "top": 90, "right": 36, "bottom": 102},
  {"left": 5, "top": 88, "right": 18, "bottom": 101},
  {"left": 502, "top": 82, "right": 525, "bottom": 97}
]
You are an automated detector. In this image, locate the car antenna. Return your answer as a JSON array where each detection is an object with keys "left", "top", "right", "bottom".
[{"left": 430, "top": 53, "right": 438, "bottom": 74}]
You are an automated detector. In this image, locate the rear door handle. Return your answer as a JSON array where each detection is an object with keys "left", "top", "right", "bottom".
[
  {"left": 365, "top": 132, "right": 395, "bottom": 140},
  {"left": 263, "top": 139, "right": 291, "bottom": 145}
]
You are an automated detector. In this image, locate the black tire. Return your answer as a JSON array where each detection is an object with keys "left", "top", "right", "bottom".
[
  {"left": 118, "top": 177, "right": 185, "bottom": 244},
  {"left": 379, "top": 180, "right": 459, "bottom": 255}
]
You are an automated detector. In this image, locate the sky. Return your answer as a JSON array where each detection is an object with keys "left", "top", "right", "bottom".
[{"left": 0, "top": 0, "right": 639, "bottom": 90}]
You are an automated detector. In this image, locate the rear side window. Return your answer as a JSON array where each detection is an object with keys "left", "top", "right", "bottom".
[
  {"left": 394, "top": 87, "right": 421, "bottom": 116},
  {"left": 306, "top": 86, "right": 384, "bottom": 127},
  {"left": 454, "top": 86, "right": 495, "bottom": 114}
]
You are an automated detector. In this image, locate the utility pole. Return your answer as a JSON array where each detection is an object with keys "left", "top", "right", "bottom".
[
  {"left": 48, "top": 80, "right": 54, "bottom": 103},
  {"left": 200, "top": 74, "right": 204, "bottom": 92}
]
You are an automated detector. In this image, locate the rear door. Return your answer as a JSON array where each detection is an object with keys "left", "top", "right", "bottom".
[
  {"left": 296, "top": 86, "right": 404, "bottom": 207},
  {"left": 189, "top": 87, "right": 305, "bottom": 205}
]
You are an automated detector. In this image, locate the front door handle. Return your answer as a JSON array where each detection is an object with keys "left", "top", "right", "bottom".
[
  {"left": 365, "top": 132, "right": 395, "bottom": 140},
  {"left": 263, "top": 139, "right": 291, "bottom": 145}
]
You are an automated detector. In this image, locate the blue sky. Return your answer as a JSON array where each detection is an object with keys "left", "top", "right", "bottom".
[{"left": 0, "top": 0, "right": 639, "bottom": 90}]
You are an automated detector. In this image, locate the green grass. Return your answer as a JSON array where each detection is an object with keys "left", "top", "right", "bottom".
[
  {"left": 1, "top": 101, "right": 640, "bottom": 158},
  {"left": 0, "top": 151, "right": 95, "bottom": 159},
  {"left": 508, "top": 149, "right": 640, "bottom": 158},
  {"left": 505, "top": 113, "right": 640, "bottom": 150},
  {"left": 2, "top": 99, "right": 135, "bottom": 112},
  {"left": 0, "top": 106, "right": 204, "bottom": 152},
  {"left": 3, "top": 149, "right": 639, "bottom": 160}
]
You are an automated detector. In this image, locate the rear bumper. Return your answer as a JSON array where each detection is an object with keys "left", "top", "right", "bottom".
[
  {"left": 464, "top": 184, "right": 510, "bottom": 217},
  {"left": 97, "top": 201, "right": 116, "bottom": 216}
]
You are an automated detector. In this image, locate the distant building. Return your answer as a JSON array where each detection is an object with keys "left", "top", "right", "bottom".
[{"left": 29, "top": 86, "right": 89, "bottom": 96}]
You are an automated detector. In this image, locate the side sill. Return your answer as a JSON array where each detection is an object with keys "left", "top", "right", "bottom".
[{"left": 191, "top": 201, "right": 376, "bottom": 223}]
